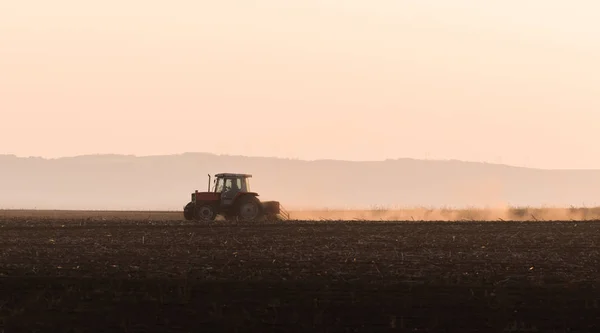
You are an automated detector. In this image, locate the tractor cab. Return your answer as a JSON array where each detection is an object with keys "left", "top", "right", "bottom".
[
  {"left": 212, "top": 173, "right": 252, "bottom": 206},
  {"left": 213, "top": 173, "right": 251, "bottom": 193}
]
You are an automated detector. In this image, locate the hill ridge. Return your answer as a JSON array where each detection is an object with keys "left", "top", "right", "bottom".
[{"left": 1, "top": 152, "right": 599, "bottom": 210}]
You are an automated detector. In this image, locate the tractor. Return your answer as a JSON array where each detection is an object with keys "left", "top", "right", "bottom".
[{"left": 183, "top": 173, "right": 289, "bottom": 221}]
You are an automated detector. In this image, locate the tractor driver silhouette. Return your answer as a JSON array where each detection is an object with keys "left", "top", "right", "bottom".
[{"left": 222, "top": 179, "right": 240, "bottom": 204}]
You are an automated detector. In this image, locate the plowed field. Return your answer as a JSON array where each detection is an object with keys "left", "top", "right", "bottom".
[{"left": 1, "top": 217, "right": 600, "bottom": 332}]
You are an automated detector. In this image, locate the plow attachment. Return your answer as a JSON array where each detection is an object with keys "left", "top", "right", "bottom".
[{"left": 261, "top": 201, "right": 291, "bottom": 220}]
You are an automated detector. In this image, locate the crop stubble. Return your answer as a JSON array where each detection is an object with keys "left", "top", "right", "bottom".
[{"left": 1, "top": 216, "right": 600, "bottom": 332}]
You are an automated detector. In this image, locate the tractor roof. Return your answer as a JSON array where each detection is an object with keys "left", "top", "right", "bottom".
[{"left": 215, "top": 173, "right": 252, "bottom": 178}]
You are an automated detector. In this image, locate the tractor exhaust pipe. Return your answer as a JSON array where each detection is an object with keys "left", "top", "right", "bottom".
[{"left": 208, "top": 174, "right": 211, "bottom": 191}]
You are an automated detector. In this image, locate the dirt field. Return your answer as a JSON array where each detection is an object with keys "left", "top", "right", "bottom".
[
  {"left": 3, "top": 205, "right": 600, "bottom": 221},
  {"left": 1, "top": 213, "right": 600, "bottom": 332}
]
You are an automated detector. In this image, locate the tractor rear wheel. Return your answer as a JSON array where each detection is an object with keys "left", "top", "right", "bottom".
[
  {"left": 237, "top": 196, "right": 262, "bottom": 221},
  {"left": 195, "top": 204, "right": 217, "bottom": 221}
]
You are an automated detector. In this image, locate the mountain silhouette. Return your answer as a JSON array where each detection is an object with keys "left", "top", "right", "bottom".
[{"left": 1, "top": 153, "right": 599, "bottom": 210}]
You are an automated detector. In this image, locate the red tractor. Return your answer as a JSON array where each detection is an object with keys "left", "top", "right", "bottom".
[{"left": 183, "top": 173, "right": 289, "bottom": 221}]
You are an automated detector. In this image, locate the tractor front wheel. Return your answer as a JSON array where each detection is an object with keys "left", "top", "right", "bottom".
[
  {"left": 183, "top": 202, "right": 195, "bottom": 220},
  {"left": 195, "top": 204, "right": 217, "bottom": 221},
  {"left": 237, "top": 196, "right": 262, "bottom": 221}
]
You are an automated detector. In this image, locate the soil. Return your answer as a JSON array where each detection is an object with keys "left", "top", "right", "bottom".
[{"left": 1, "top": 217, "right": 600, "bottom": 332}]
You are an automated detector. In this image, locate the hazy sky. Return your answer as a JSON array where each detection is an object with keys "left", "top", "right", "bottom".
[{"left": 2, "top": 0, "right": 599, "bottom": 169}]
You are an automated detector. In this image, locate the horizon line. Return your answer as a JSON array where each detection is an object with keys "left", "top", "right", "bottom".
[{"left": 1, "top": 152, "right": 597, "bottom": 171}]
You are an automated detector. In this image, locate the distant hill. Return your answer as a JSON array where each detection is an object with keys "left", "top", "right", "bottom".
[{"left": 0, "top": 153, "right": 599, "bottom": 210}]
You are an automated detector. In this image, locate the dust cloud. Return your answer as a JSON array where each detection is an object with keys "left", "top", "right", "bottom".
[{"left": 288, "top": 206, "right": 600, "bottom": 221}]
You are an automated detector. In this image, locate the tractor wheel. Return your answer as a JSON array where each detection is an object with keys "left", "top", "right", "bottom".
[
  {"left": 195, "top": 204, "right": 217, "bottom": 221},
  {"left": 237, "top": 196, "right": 262, "bottom": 221},
  {"left": 183, "top": 202, "right": 195, "bottom": 220}
]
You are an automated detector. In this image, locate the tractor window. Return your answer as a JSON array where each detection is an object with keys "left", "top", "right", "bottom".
[
  {"left": 228, "top": 178, "right": 242, "bottom": 190},
  {"left": 245, "top": 178, "right": 250, "bottom": 191},
  {"left": 222, "top": 178, "right": 242, "bottom": 192},
  {"left": 215, "top": 178, "right": 224, "bottom": 192},
  {"left": 216, "top": 177, "right": 246, "bottom": 192}
]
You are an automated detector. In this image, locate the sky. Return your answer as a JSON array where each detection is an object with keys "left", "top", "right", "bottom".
[{"left": 1, "top": 0, "right": 599, "bottom": 169}]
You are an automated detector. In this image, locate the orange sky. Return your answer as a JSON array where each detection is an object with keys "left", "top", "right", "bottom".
[{"left": 1, "top": 0, "right": 599, "bottom": 169}]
